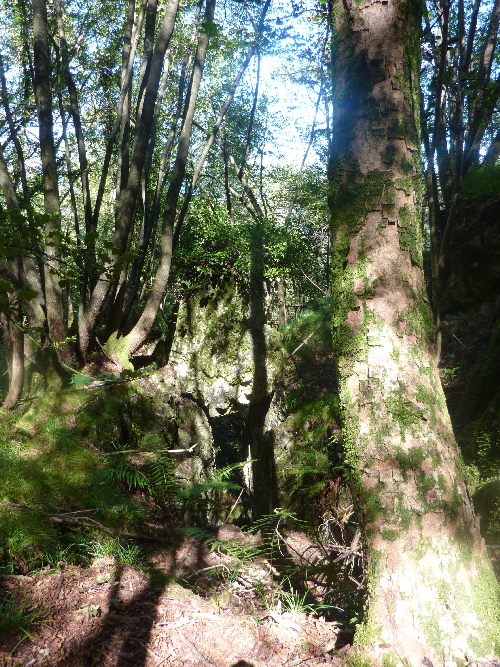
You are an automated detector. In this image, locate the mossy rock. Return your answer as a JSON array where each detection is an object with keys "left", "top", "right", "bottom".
[
  {"left": 0, "top": 371, "right": 219, "bottom": 571},
  {"left": 76, "top": 381, "right": 178, "bottom": 452},
  {"left": 170, "top": 287, "right": 285, "bottom": 416},
  {"left": 272, "top": 394, "right": 342, "bottom": 521},
  {"left": 473, "top": 479, "right": 500, "bottom": 544}
]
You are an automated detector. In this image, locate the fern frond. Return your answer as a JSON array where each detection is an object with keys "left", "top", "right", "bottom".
[
  {"left": 176, "top": 526, "right": 213, "bottom": 542},
  {"left": 147, "top": 455, "right": 180, "bottom": 498},
  {"left": 100, "top": 461, "right": 152, "bottom": 493},
  {"left": 175, "top": 480, "right": 240, "bottom": 502},
  {"left": 215, "top": 461, "right": 252, "bottom": 481}
]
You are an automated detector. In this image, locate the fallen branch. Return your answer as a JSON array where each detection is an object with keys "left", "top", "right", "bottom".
[
  {"left": 1, "top": 502, "right": 169, "bottom": 544},
  {"left": 300, "top": 268, "right": 329, "bottom": 296},
  {"left": 100, "top": 444, "right": 197, "bottom": 455},
  {"left": 289, "top": 319, "right": 325, "bottom": 359},
  {"left": 47, "top": 514, "right": 168, "bottom": 543}
]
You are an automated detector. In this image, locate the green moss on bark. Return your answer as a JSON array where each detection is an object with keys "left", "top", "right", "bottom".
[
  {"left": 398, "top": 204, "right": 423, "bottom": 267},
  {"left": 399, "top": 300, "right": 435, "bottom": 347},
  {"left": 387, "top": 392, "right": 421, "bottom": 439}
]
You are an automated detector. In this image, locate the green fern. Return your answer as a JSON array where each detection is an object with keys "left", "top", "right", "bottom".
[
  {"left": 175, "top": 480, "right": 240, "bottom": 502},
  {"left": 100, "top": 461, "right": 153, "bottom": 493},
  {"left": 250, "top": 507, "right": 302, "bottom": 536},
  {"left": 147, "top": 455, "right": 180, "bottom": 497},
  {"left": 215, "top": 461, "right": 249, "bottom": 481},
  {"left": 177, "top": 526, "right": 213, "bottom": 542},
  {"left": 177, "top": 526, "right": 263, "bottom": 573}
]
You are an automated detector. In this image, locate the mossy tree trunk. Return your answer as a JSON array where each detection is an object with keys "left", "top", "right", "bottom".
[
  {"left": 329, "top": 0, "right": 499, "bottom": 663},
  {"left": 32, "top": 0, "right": 74, "bottom": 366}
]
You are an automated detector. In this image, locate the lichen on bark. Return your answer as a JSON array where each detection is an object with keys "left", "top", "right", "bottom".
[{"left": 329, "top": 0, "right": 499, "bottom": 663}]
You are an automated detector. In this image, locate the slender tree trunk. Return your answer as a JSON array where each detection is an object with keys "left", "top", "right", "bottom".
[
  {"left": 246, "top": 219, "right": 279, "bottom": 519},
  {"left": 277, "top": 280, "right": 287, "bottom": 327},
  {"left": 79, "top": 0, "right": 179, "bottom": 358},
  {"left": 223, "top": 130, "right": 232, "bottom": 216},
  {"left": 53, "top": 0, "right": 93, "bottom": 242},
  {"left": 117, "top": 49, "right": 174, "bottom": 331},
  {"left": 0, "top": 145, "right": 45, "bottom": 331},
  {"left": 135, "top": 0, "right": 158, "bottom": 119},
  {"left": 123, "top": 0, "right": 216, "bottom": 355},
  {"left": 1, "top": 307, "right": 24, "bottom": 409},
  {"left": 32, "top": 0, "right": 74, "bottom": 365},
  {"left": 0, "top": 255, "right": 24, "bottom": 409},
  {"left": 329, "top": 1, "right": 499, "bottom": 663},
  {"left": 485, "top": 129, "right": 500, "bottom": 165}
]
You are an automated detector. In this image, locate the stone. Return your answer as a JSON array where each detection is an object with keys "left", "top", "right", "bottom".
[{"left": 168, "top": 287, "right": 285, "bottom": 416}]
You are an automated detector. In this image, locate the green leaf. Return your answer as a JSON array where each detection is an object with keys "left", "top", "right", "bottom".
[
  {"left": 203, "top": 20, "right": 220, "bottom": 37},
  {"left": 70, "top": 373, "right": 94, "bottom": 388},
  {"left": 0, "top": 280, "right": 15, "bottom": 293},
  {"left": 17, "top": 287, "right": 38, "bottom": 301}
]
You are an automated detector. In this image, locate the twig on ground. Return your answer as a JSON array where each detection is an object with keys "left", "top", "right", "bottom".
[
  {"left": 225, "top": 488, "right": 244, "bottom": 522},
  {"left": 100, "top": 444, "right": 197, "bottom": 455},
  {"left": 289, "top": 320, "right": 325, "bottom": 359}
]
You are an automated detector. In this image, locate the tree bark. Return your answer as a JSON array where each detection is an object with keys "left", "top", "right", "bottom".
[
  {"left": 32, "top": 0, "right": 74, "bottom": 365},
  {"left": 0, "top": 305, "right": 24, "bottom": 409},
  {"left": 0, "top": 144, "right": 45, "bottom": 331},
  {"left": 329, "top": 0, "right": 499, "bottom": 663},
  {"left": 123, "top": 0, "right": 216, "bottom": 355},
  {"left": 78, "top": 0, "right": 179, "bottom": 358},
  {"left": 53, "top": 0, "right": 93, "bottom": 244},
  {"left": 246, "top": 219, "right": 279, "bottom": 519}
]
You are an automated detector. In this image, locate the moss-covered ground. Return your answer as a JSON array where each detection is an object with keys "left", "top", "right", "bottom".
[{"left": 0, "top": 405, "right": 147, "bottom": 573}]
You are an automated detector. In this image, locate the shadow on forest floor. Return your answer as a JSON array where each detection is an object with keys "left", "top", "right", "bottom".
[{"left": 0, "top": 528, "right": 349, "bottom": 666}]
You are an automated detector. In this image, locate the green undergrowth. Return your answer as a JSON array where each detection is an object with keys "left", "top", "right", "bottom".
[
  {"left": 0, "top": 409, "right": 147, "bottom": 573},
  {"left": 440, "top": 309, "right": 500, "bottom": 543},
  {"left": 0, "top": 381, "right": 235, "bottom": 573},
  {"left": 282, "top": 297, "right": 332, "bottom": 357},
  {"left": 275, "top": 395, "right": 341, "bottom": 520},
  {"left": 461, "top": 165, "right": 500, "bottom": 203},
  {"left": 0, "top": 592, "right": 48, "bottom": 642},
  {"left": 276, "top": 299, "right": 344, "bottom": 520},
  {"left": 280, "top": 297, "right": 335, "bottom": 411}
]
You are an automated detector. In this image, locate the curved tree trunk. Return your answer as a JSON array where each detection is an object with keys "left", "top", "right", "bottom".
[
  {"left": 329, "top": 0, "right": 499, "bottom": 664},
  {"left": 123, "top": 0, "right": 216, "bottom": 355},
  {"left": 78, "top": 0, "right": 179, "bottom": 359}
]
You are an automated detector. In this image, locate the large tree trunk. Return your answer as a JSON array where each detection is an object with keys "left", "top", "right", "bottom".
[{"left": 329, "top": 0, "right": 499, "bottom": 664}]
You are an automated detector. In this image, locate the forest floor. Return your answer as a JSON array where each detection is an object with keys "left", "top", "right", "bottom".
[{"left": 0, "top": 526, "right": 349, "bottom": 667}]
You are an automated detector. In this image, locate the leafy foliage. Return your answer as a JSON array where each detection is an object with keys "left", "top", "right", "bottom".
[
  {"left": 100, "top": 461, "right": 153, "bottom": 493},
  {"left": 461, "top": 165, "right": 500, "bottom": 203},
  {"left": 174, "top": 202, "right": 249, "bottom": 293}
]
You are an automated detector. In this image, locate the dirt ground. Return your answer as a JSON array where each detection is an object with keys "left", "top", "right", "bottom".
[{"left": 0, "top": 528, "right": 350, "bottom": 667}]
